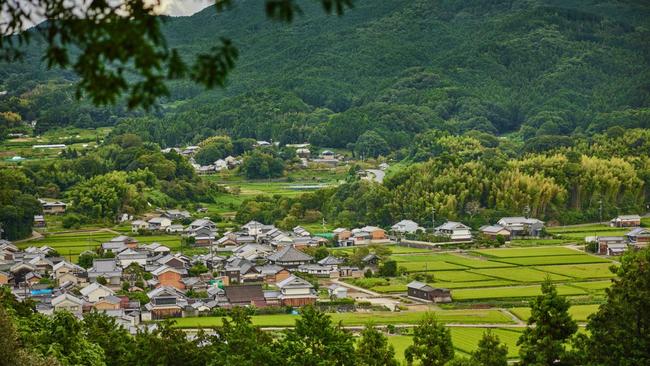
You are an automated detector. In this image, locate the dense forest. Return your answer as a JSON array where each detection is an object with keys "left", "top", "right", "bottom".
[{"left": 1, "top": 0, "right": 649, "bottom": 146}]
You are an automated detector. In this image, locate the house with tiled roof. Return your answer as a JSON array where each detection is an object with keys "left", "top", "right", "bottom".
[
  {"left": 266, "top": 246, "right": 313, "bottom": 268},
  {"left": 276, "top": 275, "right": 317, "bottom": 306}
]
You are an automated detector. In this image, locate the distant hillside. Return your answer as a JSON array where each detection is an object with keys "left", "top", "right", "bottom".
[{"left": 2, "top": 0, "right": 650, "bottom": 146}]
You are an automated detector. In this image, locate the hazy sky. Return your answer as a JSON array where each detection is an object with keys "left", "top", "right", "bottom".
[{"left": 158, "top": 0, "right": 213, "bottom": 16}]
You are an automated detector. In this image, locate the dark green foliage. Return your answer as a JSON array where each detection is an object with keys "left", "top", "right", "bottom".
[
  {"left": 355, "top": 324, "right": 398, "bottom": 366},
  {"left": 0, "top": 169, "right": 41, "bottom": 240},
  {"left": 378, "top": 260, "right": 398, "bottom": 277},
  {"left": 573, "top": 248, "right": 650, "bottom": 366},
  {"left": 279, "top": 305, "right": 356, "bottom": 366},
  {"left": 405, "top": 313, "right": 455, "bottom": 366},
  {"left": 517, "top": 280, "right": 578, "bottom": 365},
  {"left": 471, "top": 330, "right": 508, "bottom": 366},
  {"left": 239, "top": 150, "right": 285, "bottom": 179}
]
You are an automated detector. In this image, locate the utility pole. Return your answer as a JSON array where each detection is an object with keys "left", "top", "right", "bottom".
[
  {"left": 431, "top": 207, "right": 436, "bottom": 230},
  {"left": 524, "top": 204, "right": 530, "bottom": 219},
  {"left": 598, "top": 199, "right": 603, "bottom": 225}
]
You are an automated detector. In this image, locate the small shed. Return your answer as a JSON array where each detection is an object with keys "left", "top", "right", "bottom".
[{"left": 407, "top": 281, "right": 451, "bottom": 303}]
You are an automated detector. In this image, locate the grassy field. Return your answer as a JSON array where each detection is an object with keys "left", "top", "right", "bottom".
[
  {"left": 510, "top": 304, "right": 600, "bottom": 322},
  {"left": 173, "top": 309, "right": 515, "bottom": 328},
  {"left": 399, "top": 261, "right": 469, "bottom": 272},
  {"left": 569, "top": 280, "right": 612, "bottom": 291}
]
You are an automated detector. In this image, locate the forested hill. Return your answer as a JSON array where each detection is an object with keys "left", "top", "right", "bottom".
[{"left": 2, "top": 0, "right": 650, "bottom": 146}]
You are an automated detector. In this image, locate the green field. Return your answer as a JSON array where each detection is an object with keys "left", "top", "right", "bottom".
[
  {"left": 510, "top": 304, "right": 600, "bottom": 322},
  {"left": 399, "top": 261, "right": 469, "bottom": 272},
  {"left": 535, "top": 263, "right": 616, "bottom": 279},
  {"left": 452, "top": 284, "right": 588, "bottom": 301},
  {"left": 429, "top": 271, "right": 493, "bottom": 282},
  {"left": 387, "top": 328, "right": 523, "bottom": 361},
  {"left": 474, "top": 247, "right": 580, "bottom": 258},
  {"left": 469, "top": 267, "right": 571, "bottom": 282},
  {"left": 173, "top": 309, "right": 515, "bottom": 328},
  {"left": 569, "top": 280, "right": 612, "bottom": 291},
  {"left": 494, "top": 254, "right": 609, "bottom": 266},
  {"left": 17, "top": 230, "right": 184, "bottom": 260}
]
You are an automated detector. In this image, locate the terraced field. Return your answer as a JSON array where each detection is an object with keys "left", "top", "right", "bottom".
[{"left": 510, "top": 304, "right": 600, "bottom": 322}]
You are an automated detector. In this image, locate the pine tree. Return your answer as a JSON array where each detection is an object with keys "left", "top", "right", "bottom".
[
  {"left": 355, "top": 324, "right": 398, "bottom": 366},
  {"left": 517, "top": 279, "right": 577, "bottom": 366},
  {"left": 471, "top": 330, "right": 508, "bottom": 366},
  {"left": 404, "top": 313, "right": 454, "bottom": 366}
]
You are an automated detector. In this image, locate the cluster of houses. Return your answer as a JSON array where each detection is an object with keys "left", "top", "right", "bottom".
[
  {"left": 388, "top": 217, "right": 545, "bottom": 243},
  {"left": 591, "top": 215, "right": 649, "bottom": 255},
  {"left": 0, "top": 220, "right": 370, "bottom": 330}
]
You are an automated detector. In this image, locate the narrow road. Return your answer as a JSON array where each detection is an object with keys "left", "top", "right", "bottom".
[{"left": 364, "top": 169, "right": 385, "bottom": 183}]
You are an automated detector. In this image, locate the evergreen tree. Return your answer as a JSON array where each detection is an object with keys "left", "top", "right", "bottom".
[
  {"left": 517, "top": 280, "right": 577, "bottom": 366},
  {"left": 575, "top": 248, "right": 650, "bottom": 366},
  {"left": 404, "top": 313, "right": 454, "bottom": 366},
  {"left": 471, "top": 330, "right": 508, "bottom": 366},
  {"left": 279, "top": 305, "right": 356, "bottom": 366},
  {"left": 355, "top": 324, "right": 398, "bottom": 366}
]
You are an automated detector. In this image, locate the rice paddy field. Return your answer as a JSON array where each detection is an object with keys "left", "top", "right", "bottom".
[
  {"left": 370, "top": 246, "right": 617, "bottom": 301},
  {"left": 17, "top": 230, "right": 184, "bottom": 260},
  {"left": 173, "top": 309, "right": 514, "bottom": 328},
  {"left": 387, "top": 328, "right": 523, "bottom": 362},
  {"left": 510, "top": 304, "right": 600, "bottom": 322}
]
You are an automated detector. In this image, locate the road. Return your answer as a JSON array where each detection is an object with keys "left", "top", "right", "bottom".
[{"left": 365, "top": 169, "right": 385, "bottom": 183}]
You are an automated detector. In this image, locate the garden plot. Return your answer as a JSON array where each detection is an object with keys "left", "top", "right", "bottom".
[
  {"left": 470, "top": 267, "right": 571, "bottom": 282},
  {"left": 534, "top": 263, "right": 616, "bottom": 279}
]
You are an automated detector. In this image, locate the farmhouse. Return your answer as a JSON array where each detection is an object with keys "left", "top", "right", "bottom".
[
  {"left": 328, "top": 284, "right": 348, "bottom": 299},
  {"left": 224, "top": 284, "right": 266, "bottom": 307},
  {"left": 610, "top": 214, "right": 641, "bottom": 228},
  {"left": 148, "top": 217, "right": 172, "bottom": 231},
  {"left": 391, "top": 220, "right": 424, "bottom": 234},
  {"left": 626, "top": 228, "right": 650, "bottom": 249},
  {"left": 497, "top": 217, "right": 544, "bottom": 237},
  {"left": 596, "top": 236, "right": 627, "bottom": 255},
  {"left": 33, "top": 215, "right": 46, "bottom": 228},
  {"left": 52, "top": 293, "right": 85, "bottom": 315},
  {"left": 434, "top": 221, "right": 472, "bottom": 241},
  {"left": 151, "top": 265, "right": 186, "bottom": 290},
  {"left": 145, "top": 286, "right": 188, "bottom": 319},
  {"left": 80, "top": 282, "right": 115, "bottom": 302},
  {"left": 407, "top": 281, "right": 452, "bottom": 303},
  {"left": 276, "top": 275, "right": 317, "bottom": 306},
  {"left": 478, "top": 225, "right": 511, "bottom": 240},
  {"left": 40, "top": 200, "right": 67, "bottom": 214},
  {"left": 267, "top": 246, "right": 313, "bottom": 268},
  {"left": 131, "top": 220, "right": 148, "bottom": 233}
]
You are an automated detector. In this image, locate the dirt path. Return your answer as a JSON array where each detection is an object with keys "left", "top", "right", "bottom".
[{"left": 13, "top": 231, "right": 43, "bottom": 243}]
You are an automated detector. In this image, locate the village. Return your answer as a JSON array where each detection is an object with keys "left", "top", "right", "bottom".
[{"left": 2, "top": 194, "right": 649, "bottom": 338}]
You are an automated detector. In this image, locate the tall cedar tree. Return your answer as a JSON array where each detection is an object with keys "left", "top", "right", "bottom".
[
  {"left": 279, "top": 305, "right": 356, "bottom": 366},
  {"left": 355, "top": 324, "right": 398, "bottom": 366},
  {"left": 517, "top": 280, "right": 577, "bottom": 366},
  {"left": 576, "top": 248, "right": 650, "bottom": 365},
  {"left": 471, "top": 330, "right": 508, "bottom": 366},
  {"left": 404, "top": 313, "right": 455, "bottom": 366}
]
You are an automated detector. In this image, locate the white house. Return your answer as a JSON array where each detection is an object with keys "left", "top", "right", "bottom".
[
  {"left": 131, "top": 220, "right": 148, "bottom": 233},
  {"left": 328, "top": 284, "right": 348, "bottom": 299},
  {"left": 80, "top": 282, "right": 115, "bottom": 303},
  {"left": 148, "top": 217, "right": 172, "bottom": 231},
  {"left": 434, "top": 221, "right": 472, "bottom": 241},
  {"left": 117, "top": 249, "right": 148, "bottom": 267},
  {"left": 391, "top": 219, "right": 424, "bottom": 234}
]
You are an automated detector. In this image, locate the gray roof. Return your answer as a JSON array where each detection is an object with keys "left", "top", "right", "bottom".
[
  {"left": 267, "top": 246, "right": 313, "bottom": 263},
  {"left": 276, "top": 275, "right": 314, "bottom": 289},
  {"left": 318, "top": 255, "right": 345, "bottom": 266}
]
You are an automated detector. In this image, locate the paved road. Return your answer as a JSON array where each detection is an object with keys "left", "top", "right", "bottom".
[{"left": 365, "top": 169, "right": 385, "bottom": 183}]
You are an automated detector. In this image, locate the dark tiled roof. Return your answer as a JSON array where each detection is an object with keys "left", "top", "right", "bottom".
[
  {"left": 224, "top": 285, "right": 265, "bottom": 304},
  {"left": 267, "top": 246, "right": 313, "bottom": 263}
]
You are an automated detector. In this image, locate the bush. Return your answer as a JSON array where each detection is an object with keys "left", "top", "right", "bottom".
[{"left": 62, "top": 213, "right": 84, "bottom": 229}]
